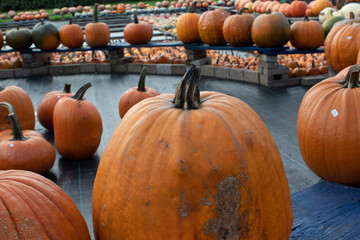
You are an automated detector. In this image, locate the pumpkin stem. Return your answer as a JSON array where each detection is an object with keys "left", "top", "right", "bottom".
[
  {"left": 0, "top": 84, "right": 4, "bottom": 91},
  {"left": 238, "top": 8, "right": 248, "bottom": 15},
  {"left": 304, "top": 15, "right": 309, "bottom": 21},
  {"left": 72, "top": 82, "right": 93, "bottom": 100},
  {"left": 133, "top": 10, "right": 139, "bottom": 24},
  {"left": 0, "top": 102, "right": 27, "bottom": 141},
  {"left": 94, "top": 3, "right": 99, "bottom": 23},
  {"left": 63, "top": 82, "right": 72, "bottom": 93},
  {"left": 189, "top": 1, "right": 197, "bottom": 13},
  {"left": 173, "top": 65, "right": 200, "bottom": 110},
  {"left": 350, "top": 12, "right": 355, "bottom": 20},
  {"left": 137, "top": 67, "right": 147, "bottom": 92},
  {"left": 266, "top": 8, "right": 271, "bottom": 14},
  {"left": 340, "top": 64, "right": 360, "bottom": 88},
  {"left": 69, "top": 18, "right": 73, "bottom": 25}
]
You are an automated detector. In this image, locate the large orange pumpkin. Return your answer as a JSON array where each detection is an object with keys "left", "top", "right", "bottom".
[
  {"left": 290, "top": 15, "right": 325, "bottom": 50},
  {"left": 176, "top": 3, "right": 201, "bottom": 44},
  {"left": 0, "top": 102, "right": 55, "bottom": 174},
  {"left": 298, "top": 64, "right": 360, "bottom": 187},
  {"left": 37, "top": 82, "right": 73, "bottom": 131},
  {"left": 251, "top": 9, "right": 290, "bottom": 48},
  {"left": 124, "top": 11, "right": 153, "bottom": 45},
  {"left": 324, "top": 22, "right": 360, "bottom": 73},
  {"left": 198, "top": 8, "right": 229, "bottom": 46},
  {"left": 59, "top": 19, "right": 84, "bottom": 48},
  {"left": 118, "top": 67, "right": 160, "bottom": 118},
  {"left": 0, "top": 169, "right": 91, "bottom": 239},
  {"left": 0, "top": 84, "right": 35, "bottom": 131},
  {"left": 85, "top": 4, "right": 110, "bottom": 48},
  {"left": 53, "top": 82, "right": 103, "bottom": 160},
  {"left": 222, "top": 7, "right": 255, "bottom": 47},
  {"left": 92, "top": 65, "right": 293, "bottom": 239}
]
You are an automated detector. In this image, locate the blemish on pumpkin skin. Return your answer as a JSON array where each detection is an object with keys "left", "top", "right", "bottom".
[{"left": 203, "top": 177, "right": 241, "bottom": 240}]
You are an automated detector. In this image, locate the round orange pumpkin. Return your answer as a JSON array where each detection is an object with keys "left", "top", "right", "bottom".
[
  {"left": 118, "top": 67, "right": 160, "bottom": 118},
  {"left": 59, "top": 19, "right": 84, "bottom": 48},
  {"left": 93, "top": 65, "right": 293, "bottom": 239},
  {"left": 176, "top": 3, "right": 201, "bottom": 44},
  {"left": 0, "top": 102, "right": 55, "bottom": 174},
  {"left": 251, "top": 9, "right": 291, "bottom": 48},
  {"left": 37, "top": 82, "right": 73, "bottom": 131},
  {"left": 311, "top": 0, "right": 333, "bottom": 16},
  {"left": 289, "top": 0, "right": 307, "bottom": 17},
  {"left": 198, "top": 8, "right": 229, "bottom": 46},
  {"left": 124, "top": 11, "right": 153, "bottom": 45},
  {"left": 0, "top": 84, "right": 35, "bottom": 131},
  {"left": 0, "top": 169, "right": 91, "bottom": 239},
  {"left": 222, "top": 7, "right": 255, "bottom": 47},
  {"left": 85, "top": 4, "right": 110, "bottom": 48},
  {"left": 298, "top": 64, "right": 360, "bottom": 187},
  {"left": 290, "top": 15, "right": 325, "bottom": 50},
  {"left": 325, "top": 22, "right": 360, "bottom": 73},
  {"left": 53, "top": 82, "right": 103, "bottom": 160}
]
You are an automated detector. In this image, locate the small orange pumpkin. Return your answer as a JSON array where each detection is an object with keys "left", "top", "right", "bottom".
[
  {"left": 59, "top": 18, "right": 84, "bottom": 48},
  {"left": 85, "top": 4, "right": 110, "bottom": 48},
  {"left": 118, "top": 67, "right": 160, "bottom": 118},
  {"left": 124, "top": 11, "right": 153, "bottom": 45},
  {"left": 176, "top": 2, "right": 201, "bottom": 44},
  {"left": 0, "top": 102, "right": 55, "bottom": 174}
]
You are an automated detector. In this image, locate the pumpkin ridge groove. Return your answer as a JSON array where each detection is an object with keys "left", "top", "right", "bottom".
[{"left": 0, "top": 189, "right": 21, "bottom": 238}]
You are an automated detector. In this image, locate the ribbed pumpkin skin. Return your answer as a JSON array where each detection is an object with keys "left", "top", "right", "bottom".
[
  {"left": 37, "top": 87, "right": 73, "bottom": 131},
  {"left": 223, "top": 11, "right": 255, "bottom": 47},
  {"left": 0, "top": 170, "right": 91, "bottom": 239},
  {"left": 32, "top": 21, "right": 60, "bottom": 50},
  {"left": 85, "top": 22, "right": 110, "bottom": 48},
  {"left": 176, "top": 12, "right": 201, "bottom": 44},
  {"left": 124, "top": 22, "right": 153, "bottom": 45},
  {"left": 251, "top": 12, "right": 290, "bottom": 48},
  {"left": 93, "top": 92, "right": 293, "bottom": 239},
  {"left": 290, "top": 17, "right": 325, "bottom": 50},
  {"left": 118, "top": 87, "right": 160, "bottom": 118},
  {"left": 59, "top": 23, "right": 84, "bottom": 48},
  {"left": 324, "top": 23, "right": 360, "bottom": 73},
  {"left": 53, "top": 96, "right": 103, "bottom": 160},
  {"left": 198, "top": 8, "right": 229, "bottom": 46},
  {"left": 5, "top": 28, "right": 33, "bottom": 49},
  {"left": 0, "top": 86, "right": 35, "bottom": 131},
  {"left": 297, "top": 65, "right": 360, "bottom": 187}
]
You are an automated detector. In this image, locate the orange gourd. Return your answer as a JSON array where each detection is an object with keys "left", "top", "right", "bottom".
[
  {"left": 118, "top": 67, "right": 160, "bottom": 118},
  {"left": 0, "top": 102, "right": 55, "bottom": 174},
  {"left": 37, "top": 82, "right": 73, "bottom": 131},
  {"left": 0, "top": 84, "right": 35, "bottom": 131},
  {"left": 298, "top": 64, "right": 360, "bottom": 186},
  {"left": 124, "top": 11, "right": 153, "bottom": 45},
  {"left": 176, "top": 2, "right": 201, "bottom": 44},
  {"left": 53, "top": 82, "right": 103, "bottom": 160},
  {"left": 0, "top": 169, "right": 91, "bottom": 239},
  {"left": 59, "top": 18, "right": 84, "bottom": 48},
  {"left": 93, "top": 65, "right": 293, "bottom": 239},
  {"left": 85, "top": 4, "right": 110, "bottom": 48},
  {"left": 311, "top": 0, "right": 333, "bottom": 16},
  {"left": 222, "top": 7, "right": 255, "bottom": 47},
  {"left": 198, "top": 7, "right": 229, "bottom": 46}
]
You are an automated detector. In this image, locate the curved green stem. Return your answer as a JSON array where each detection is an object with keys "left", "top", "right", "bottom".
[
  {"left": 137, "top": 67, "right": 147, "bottom": 92},
  {"left": 63, "top": 82, "right": 72, "bottom": 93},
  {"left": 0, "top": 102, "right": 27, "bottom": 141},
  {"left": 238, "top": 8, "right": 248, "bottom": 15},
  {"left": 339, "top": 64, "right": 360, "bottom": 88},
  {"left": 173, "top": 64, "right": 200, "bottom": 110},
  {"left": 72, "top": 82, "right": 92, "bottom": 100}
]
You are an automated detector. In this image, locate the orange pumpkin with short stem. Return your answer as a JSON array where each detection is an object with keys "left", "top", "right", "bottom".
[
  {"left": 93, "top": 65, "right": 293, "bottom": 239},
  {"left": 124, "top": 11, "right": 153, "bottom": 45},
  {"left": 176, "top": 2, "right": 201, "bottom": 44},
  {"left": 289, "top": 0, "right": 307, "bottom": 17},
  {"left": 53, "top": 82, "right": 103, "bottom": 161},
  {"left": 251, "top": 9, "right": 290, "bottom": 48},
  {"left": 311, "top": 0, "right": 333, "bottom": 16},
  {"left": 198, "top": 7, "right": 229, "bottom": 46},
  {"left": 37, "top": 82, "right": 73, "bottom": 131},
  {"left": 0, "top": 84, "right": 35, "bottom": 131},
  {"left": 118, "top": 67, "right": 160, "bottom": 118},
  {"left": 290, "top": 15, "right": 325, "bottom": 50},
  {"left": 0, "top": 102, "right": 55, "bottom": 174},
  {"left": 298, "top": 64, "right": 360, "bottom": 187},
  {"left": 223, "top": 7, "right": 255, "bottom": 47},
  {"left": 0, "top": 169, "right": 91, "bottom": 239},
  {"left": 85, "top": 4, "right": 110, "bottom": 48},
  {"left": 59, "top": 18, "right": 84, "bottom": 48},
  {"left": 325, "top": 22, "right": 360, "bottom": 73}
]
